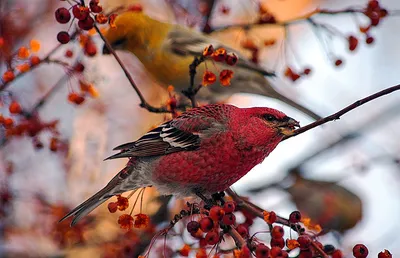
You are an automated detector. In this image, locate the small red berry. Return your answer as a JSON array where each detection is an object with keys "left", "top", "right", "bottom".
[
  {"left": 89, "top": 0, "right": 102, "bottom": 13},
  {"left": 332, "top": 250, "right": 344, "bottom": 258},
  {"left": 30, "top": 56, "right": 41, "bottom": 66},
  {"left": 271, "top": 226, "right": 284, "bottom": 239},
  {"left": 348, "top": 35, "right": 359, "bottom": 51},
  {"left": 223, "top": 201, "right": 236, "bottom": 213},
  {"left": 270, "top": 247, "right": 284, "bottom": 258},
  {"left": 78, "top": 16, "right": 95, "bottom": 31},
  {"left": 72, "top": 5, "right": 89, "bottom": 20},
  {"left": 378, "top": 250, "right": 392, "bottom": 258},
  {"left": 108, "top": 202, "right": 118, "bottom": 213},
  {"left": 236, "top": 224, "right": 248, "bottom": 238},
  {"left": 84, "top": 42, "right": 97, "bottom": 57},
  {"left": 353, "top": 244, "right": 368, "bottom": 258},
  {"left": 74, "top": 62, "right": 85, "bottom": 72},
  {"left": 209, "top": 206, "right": 225, "bottom": 221},
  {"left": 65, "top": 50, "right": 73, "bottom": 58},
  {"left": 366, "top": 36, "right": 375, "bottom": 44},
  {"left": 225, "top": 53, "right": 238, "bottom": 66},
  {"left": 297, "top": 235, "right": 311, "bottom": 250},
  {"left": 289, "top": 210, "right": 301, "bottom": 223},
  {"left": 55, "top": 7, "right": 71, "bottom": 24},
  {"left": 57, "top": 31, "right": 70, "bottom": 44},
  {"left": 199, "top": 217, "right": 214, "bottom": 232},
  {"left": 270, "top": 237, "right": 285, "bottom": 248},
  {"left": 186, "top": 221, "right": 200, "bottom": 233},
  {"left": 222, "top": 213, "right": 236, "bottom": 225},
  {"left": 299, "top": 249, "right": 313, "bottom": 258},
  {"left": 205, "top": 230, "right": 219, "bottom": 245},
  {"left": 9, "top": 101, "right": 22, "bottom": 114},
  {"left": 335, "top": 59, "right": 343, "bottom": 67},
  {"left": 255, "top": 243, "right": 270, "bottom": 258},
  {"left": 303, "top": 68, "right": 311, "bottom": 75}
]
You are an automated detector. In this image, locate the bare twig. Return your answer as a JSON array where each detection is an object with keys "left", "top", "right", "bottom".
[
  {"left": 201, "top": 0, "right": 216, "bottom": 34},
  {"left": 182, "top": 55, "right": 206, "bottom": 108},
  {"left": 286, "top": 84, "right": 400, "bottom": 139}
]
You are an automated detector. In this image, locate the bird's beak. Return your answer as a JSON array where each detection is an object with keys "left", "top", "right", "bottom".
[{"left": 278, "top": 117, "right": 300, "bottom": 136}]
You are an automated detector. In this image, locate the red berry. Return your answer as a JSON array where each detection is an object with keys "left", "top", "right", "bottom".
[
  {"left": 368, "top": 0, "right": 379, "bottom": 10},
  {"left": 74, "top": 62, "right": 85, "bottom": 72},
  {"left": 108, "top": 202, "right": 118, "bottom": 213},
  {"left": 332, "top": 250, "right": 343, "bottom": 258},
  {"left": 57, "top": 31, "right": 70, "bottom": 44},
  {"left": 366, "top": 36, "right": 374, "bottom": 44},
  {"left": 303, "top": 68, "right": 311, "bottom": 75},
  {"left": 222, "top": 213, "right": 236, "bottom": 225},
  {"left": 348, "top": 35, "right": 358, "bottom": 51},
  {"left": 255, "top": 244, "right": 270, "bottom": 258},
  {"left": 270, "top": 237, "right": 284, "bottom": 248},
  {"left": 353, "top": 244, "right": 368, "bottom": 258},
  {"left": 78, "top": 16, "right": 95, "bottom": 31},
  {"left": 236, "top": 224, "right": 248, "bottom": 238},
  {"left": 378, "top": 250, "right": 392, "bottom": 258},
  {"left": 209, "top": 206, "right": 225, "bottom": 221},
  {"left": 9, "top": 101, "right": 22, "bottom": 114},
  {"left": 271, "top": 226, "right": 284, "bottom": 239},
  {"left": 323, "top": 244, "right": 335, "bottom": 254},
  {"left": 223, "top": 201, "right": 236, "bottom": 213},
  {"left": 30, "top": 56, "right": 41, "bottom": 66},
  {"left": 205, "top": 230, "right": 219, "bottom": 245},
  {"left": 270, "top": 247, "right": 284, "bottom": 258},
  {"left": 84, "top": 42, "right": 97, "bottom": 57},
  {"left": 186, "top": 221, "right": 200, "bottom": 233},
  {"left": 289, "top": 210, "right": 301, "bottom": 223},
  {"left": 225, "top": 53, "right": 238, "bottom": 66},
  {"left": 89, "top": 0, "right": 102, "bottom": 13},
  {"left": 335, "top": 59, "right": 343, "bottom": 66},
  {"left": 65, "top": 50, "right": 74, "bottom": 58},
  {"left": 55, "top": 7, "right": 71, "bottom": 24},
  {"left": 297, "top": 235, "right": 311, "bottom": 250},
  {"left": 199, "top": 217, "right": 213, "bottom": 232},
  {"left": 72, "top": 5, "right": 89, "bottom": 21}
]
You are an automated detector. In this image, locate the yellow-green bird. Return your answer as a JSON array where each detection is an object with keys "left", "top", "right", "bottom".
[{"left": 103, "top": 11, "right": 321, "bottom": 120}]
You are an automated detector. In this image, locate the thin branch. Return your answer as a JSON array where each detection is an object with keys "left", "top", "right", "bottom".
[
  {"left": 286, "top": 83, "right": 400, "bottom": 139},
  {"left": 182, "top": 55, "right": 206, "bottom": 108},
  {"left": 201, "top": 0, "right": 216, "bottom": 34},
  {"left": 228, "top": 225, "right": 246, "bottom": 249}
]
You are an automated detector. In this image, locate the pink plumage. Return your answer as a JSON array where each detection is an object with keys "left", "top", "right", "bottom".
[{"left": 60, "top": 104, "right": 299, "bottom": 226}]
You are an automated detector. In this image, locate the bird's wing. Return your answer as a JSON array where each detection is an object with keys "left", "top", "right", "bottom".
[
  {"left": 105, "top": 104, "right": 229, "bottom": 160},
  {"left": 166, "top": 26, "right": 275, "bottom": 77}
]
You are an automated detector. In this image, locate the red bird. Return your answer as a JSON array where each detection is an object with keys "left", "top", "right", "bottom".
[{"left": 60, "top": 104, "right": 299, "bottom": 226}]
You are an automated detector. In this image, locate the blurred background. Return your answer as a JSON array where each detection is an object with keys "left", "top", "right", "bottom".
[{"left": 1, "top": 0, "right": 400, "bottom": 257}]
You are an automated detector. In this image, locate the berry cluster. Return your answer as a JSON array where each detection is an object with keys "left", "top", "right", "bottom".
[
  {"left": 54, "top": 0, "right": 117, "bottom": 44},
  {"left": 202, "top": 45, "right": 235, "bottom": 87}
]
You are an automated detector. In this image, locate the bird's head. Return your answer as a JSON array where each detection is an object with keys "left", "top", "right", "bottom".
[
  {"left": 102, "top": 11, "right": 170, "bottom": 55},
  {"left": 232, "top": 107, "right": 300, "bottom": 150}
]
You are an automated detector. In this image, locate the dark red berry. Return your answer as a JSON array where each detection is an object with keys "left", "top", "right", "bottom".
[
  {"left": 57, "top": 31, "right": 70, "bottom": 44},
  {"left": 199, "top": 217, "right": 213, "bottom": 232},
  {"left": 74, "top": 62, "right": 85, "bottom": 72},
  {"left": 348, "top": 35, "right": 358, "bottom": 51},
  {"left": 271, "top": 226, "right": 284, "bottom": 239},
  {"left": 223, "top": 201, "right": 236, "bottom": 213},
  {"left": 297, "top": 235, "right": 311, "bottom": 250},
  {"left": 289, "top": 211, "right": 301, "bottom": 223},
  {"left": 332, "top": 250, "right": 343, "bottom": 258},
  {"left": 335, "top": 59, "right": 343, "bottom": 67},
  {"left": 222, "top": 213, "right": 236, "bottom": 225},
  {"left": 55, "top": 7, "right": 71, "bottom": 24},
  {"left": 84, "top": 42, "right": 97, "bottom": 56},
  {"left": 209, "top": 206, "right": 225, "bottom": 221},
  {"left": 270, "top": 247, "right": 284, "bottom": 258},
  {"left": 303, "top": 68, "right": 311, "bottom": 75},
  {"left": 353, "top": 244, "right": 368, "bottom": 258},
  {"left": 366, "top": 36, "right": 375, "bottom": 44},
  {"left": 236, "top": 224, "right": 248, "bottom": 238},
  {"left": 72, "top": 5, "right": 89, "bottom": 20},
  {"left": 186, "top": 221, "right": 200, "bottom": 233},
  {"left": 255, "top": 244, "right": 270, "bottom": 258},
  {"left": 270, "top": 237, "right": 285, "bottom": 248},
  {"left": 65, "top": 50, "right": 73, "bottom": 58},
  {"left": 78, "top": 16, "right": 95, "bottom": 31},
  {"left": 89, "top": 0, "right": 102, "bottom": 13},
  {"left": 205, "top": 231, "right": 219, "bottom": 245},
  {"left": 378, "top": 250, "right": 392, "bottom": 258},
  {"left": 323, "top": 244, "right": 335, "bottom": 254}
]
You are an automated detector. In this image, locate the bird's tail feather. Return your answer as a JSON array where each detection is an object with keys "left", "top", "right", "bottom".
[{"left": 60, "top": 166, "right": 137, "bottom": 226}]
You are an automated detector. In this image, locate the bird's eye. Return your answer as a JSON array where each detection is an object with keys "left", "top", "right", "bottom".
[{"left": 264, "top": 114, "right": 276, "bottom": 121}]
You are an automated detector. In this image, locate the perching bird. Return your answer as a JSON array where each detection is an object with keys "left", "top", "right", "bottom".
[
  {"left": 60, "top": 104, "right": 299, "bottom": 225},
  {"left": 102, "top": 11, "right": 321, "bottom": 120}
]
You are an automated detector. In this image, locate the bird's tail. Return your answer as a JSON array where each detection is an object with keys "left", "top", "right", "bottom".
[{"left": 59, "top": 165, "right": 137, "bottom": 226}]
